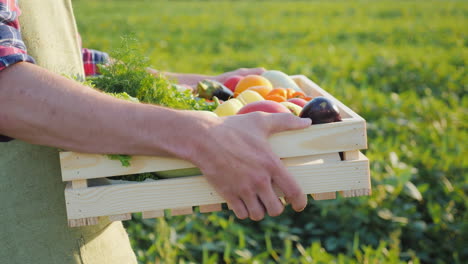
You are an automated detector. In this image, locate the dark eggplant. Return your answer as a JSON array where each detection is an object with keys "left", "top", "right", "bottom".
[
  {"left": 299, "top": 96, "right": 342, "bottom": 124},
  {"left": 196, "top": 79, "right": 234, "bottom": 101}
]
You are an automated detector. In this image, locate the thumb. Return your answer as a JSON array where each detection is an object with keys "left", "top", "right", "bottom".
[{"left": 267, "top": 113, "right": 311, "bottom": 134}]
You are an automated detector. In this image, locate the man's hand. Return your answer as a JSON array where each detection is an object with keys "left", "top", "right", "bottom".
[
  {"left": 213, "top": 67, "right": 266, "bottom": 84},
  {"left": 146, "top": 67, "right": 266, "bottom": 87},
  {"left": 186, "top": 112, "right": 311, "bottom": 221}
]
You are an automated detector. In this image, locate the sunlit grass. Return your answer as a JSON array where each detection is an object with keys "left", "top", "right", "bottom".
[{"left": 74, "top": 1, "right": 467, "bottom": 263}]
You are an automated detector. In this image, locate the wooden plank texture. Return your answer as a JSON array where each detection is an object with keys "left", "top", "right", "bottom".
[
  {"left": 72, "top": 179, "right": 88, "bottom": 189},
  {"left": 343, "top": 150, "right": 360, "bottom": 160},
  {"left": 65, "top": 153, "right": 370, "bottom": 220},
  {"left": 68, "top": 217, "right": 99, "bottom": 227},
  {"left": 340, "top": 188, "right": 372, "bottom": 197},
  {"left": 171, "top": 207, "right": 193, "bottom": 216},
  {"left": 67, "top": 181, "right": 98, "bottom": 227},
  {"left": 60, "top": 120, "right": 366, "bottom": 181},
  {"left": 199, "top": 204, "right": 222, "bottom": 213},
  {"left": 108, "top": 213, "right": 132, "bottom": 222},
  {"left": 312, "top": 192, "right": 337, "bottom": 200},
  {"left": 142, "top": 210, "right": 164, "bottom": 219}
]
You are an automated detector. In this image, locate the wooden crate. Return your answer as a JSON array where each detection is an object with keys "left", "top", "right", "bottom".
[{"left": 60, "top": 75, "right": 370, "bottom": 227}]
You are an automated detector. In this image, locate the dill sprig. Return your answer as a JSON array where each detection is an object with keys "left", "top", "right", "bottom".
[
  {"left": 87, "top": 37, "right": 213, "bottom": 178},
  {"left": 88, "top": 36, "right": 214, "bottom": 111}
]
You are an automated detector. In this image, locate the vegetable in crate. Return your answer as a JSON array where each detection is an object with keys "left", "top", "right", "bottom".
[
  {"left": 196, "top": 79, "right": 234, "bottom": 101},
  {"left": 280, "top": 102, "right": 303, "bottom": 116},
  {"left": 236, "top": 90, "right": 264, "bottom": 105},
  {"left": 213, "top": 98, "right": 244, "bottom": 116},
  {"left": 237, "top": 100, "right": 291, "bottom": 115},
  {"left": 299, "top": 96, "right": 342, "bottom": 124},
  {"left": 261, "top": 70, "right": 302, "bottom": 91},
  {"left": 299, "top": 96, "right": 344, "bottom": 159}
]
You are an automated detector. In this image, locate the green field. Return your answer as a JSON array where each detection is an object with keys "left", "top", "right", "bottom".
[{"left": 74, "top": 0, "right": 467, "bottom": 263}]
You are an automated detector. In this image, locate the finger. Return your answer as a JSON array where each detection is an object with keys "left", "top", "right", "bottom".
[
  {"left": 266, "top": 113, "right": 311, "bottom": 135},
  {"left": 241, "top": 191, "right": 266, "bottom": 221},
  {"left": 235, "top": 67, "right": 266, "bottom": 76},
  {"left": 271, "top": 160, "right": 307, "bottom": 212},
  {"left": 226, "top": 197, "right": 249, "bottom": 220},
  {"left": 247, "top": 67, "right": 266, "bottom": 75},
  {"left": 257, "top": 183, "right": 284, "bottom": 217}
]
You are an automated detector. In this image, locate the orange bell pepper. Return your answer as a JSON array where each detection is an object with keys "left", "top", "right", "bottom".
[
  {"left": 290, "top": 91, "right": 306, "bottom": 99},
  {"left": 265, "top": 94, "right": 287, "bottom": 102},
  {"left": 267, "top": 88, "right": 288, "bottom": 98},
  {"left": 286, "top": 88, "right": 296, "bottom": 99}
]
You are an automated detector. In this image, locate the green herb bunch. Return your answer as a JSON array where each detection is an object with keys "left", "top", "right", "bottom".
[
  {"left": 87, "top": 37, "right": 215, "bottom": 178},
  {"left": 88, "top": 37, "right": 214, "bottom": 111}
]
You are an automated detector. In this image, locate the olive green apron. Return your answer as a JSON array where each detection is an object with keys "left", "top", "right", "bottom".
[{"left": 0, "top": 1, "right": 137, "bottom": 263}]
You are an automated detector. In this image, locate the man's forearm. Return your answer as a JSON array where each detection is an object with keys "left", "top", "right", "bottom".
[
  {"left": 0, "top": 62, "right": 211, "bottom": 158},
  {"left": 0, "top": 62, "right": 312, "bottom": 221}
]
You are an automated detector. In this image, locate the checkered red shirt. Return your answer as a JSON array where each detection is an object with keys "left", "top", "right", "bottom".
[
  {"left": 0, "top": 0, "right": 109, "bottom": 141},
  {"left": 0, "top": 0, "right": 109, "bottom": 76}
]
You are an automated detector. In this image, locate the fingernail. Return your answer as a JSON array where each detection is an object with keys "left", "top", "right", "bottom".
[{"left": 294, "top": 204, "right": 306, "bottom": 212}]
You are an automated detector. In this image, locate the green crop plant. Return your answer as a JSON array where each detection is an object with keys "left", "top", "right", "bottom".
[{"left": 74, "top": 1, "right": 467, "bottom": 263}]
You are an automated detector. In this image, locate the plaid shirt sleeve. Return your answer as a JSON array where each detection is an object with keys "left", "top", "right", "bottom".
[
  {"left": 1, "top": 0, "right": 109, "bottom": 76},
  {"left": 0, "top": 0, "right": 35, "bottom": 72},
  {"left": 82, "top": 48, "right": 110, "bottom": 76},
  {"left": 0, "top": 1, "right": 109, "bottom": 141}
]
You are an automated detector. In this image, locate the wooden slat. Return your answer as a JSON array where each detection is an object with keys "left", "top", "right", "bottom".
[
  {"left": 340, "top": 188, "right": 372, "bottom": 197},
  {"left": 60, "top": 154, "right": 194, "bottom": 181},
  {"left": 343, "top": 150, "right": 360, "bottom": 160},
  {"left": 285, "top": 153, "right": 339, "bottom": 203},
  {"left": 199, "top": 203, "right": 222, "bottom": 213},
  {"left": 60, "top": 120, "right": 366, "bottom": 181},
  {"left": 64, "top": 153, "right": 370, "bottom": 220},
  {"left": 171, "top": 207, "right": 193, "bottom": 216},
  {"left": 282, "top": 152, "right": 340, "bottom": 166},
  {"left": 312, "top": 192, "right": 337, "bottom": 200},
  {"left": 68, "top": 217, "right": 99, "bottom": 227},
  {"left": 108, "top": 213, "right": 131, "bottom": 222},
  {"left": 72, "top": 179, "right": 87, "bottom": 189},
  {"left": 270, "top": 120, "right": 366, "bottom": 158},
  {"left": 142, "top": 210, "right": 165, "bottom": 219},
  {"left": 339, "top": 152, "right": 371, "bottom": 198},
  {"left": 66, "top": 181, "right": 99, "bottom": 227}
]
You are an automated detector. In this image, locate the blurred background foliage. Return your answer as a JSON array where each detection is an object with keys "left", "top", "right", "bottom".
[{"left": 74, "top": 0, "right": 467, "bottom": 263}]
